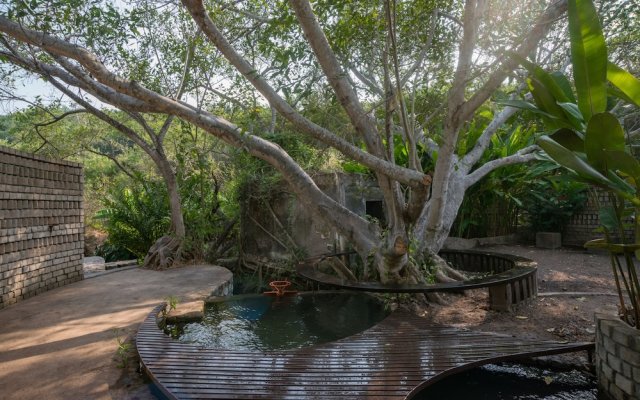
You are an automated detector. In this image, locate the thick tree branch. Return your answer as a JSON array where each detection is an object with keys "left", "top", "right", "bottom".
[
  {"left": 461, "top": 105, "right": 519, "bottom": 169},
  {"left": 177, "top": 2, "right": 428, "bottom": 187},
  {"left": 44, "top": 77, "right": 157, "bottom": 158},
  {"left": 0, "top": 48, "right": 154, "bottom": 112},
  {"left": 288, "top": 0, "right": 409, "bottom": 232},
  {"left": 423, "top": 0, "right": 487, "bottom": 249},
  {"left": 288, "top": 0, "right": 384, "bottom": 157},
  {"left": 459, "top": 0, "right": 567, "bottom": 122},
  {"left": 464, "top": 145, "right": 539, "bottom": 187}
]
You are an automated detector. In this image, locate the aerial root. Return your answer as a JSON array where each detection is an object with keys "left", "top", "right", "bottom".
[{"left": 143, "top": 236, "right": 182, "bottom": 270}]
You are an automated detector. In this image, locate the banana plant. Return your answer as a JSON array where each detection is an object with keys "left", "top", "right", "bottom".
[{"left": 506, "top": 0, "right": 640, "bottom": 328}]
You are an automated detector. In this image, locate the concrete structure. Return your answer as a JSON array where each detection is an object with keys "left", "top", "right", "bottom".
[
  {"left": 595, "top": 313, "right": 640, "bottom": 400},
  {"left": 0, "top": 146, "right": 84, "bottom": 309},
  {"left": 240, "top": 172, "right": 383, "bottom": 259}
]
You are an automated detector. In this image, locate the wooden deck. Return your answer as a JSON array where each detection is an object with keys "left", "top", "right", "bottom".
[
  {"left": 137, "top": 303, "right": 593, "bottom": 400},
  {"left": 298, "top": 250, "right": 538, "bottom": 311}
]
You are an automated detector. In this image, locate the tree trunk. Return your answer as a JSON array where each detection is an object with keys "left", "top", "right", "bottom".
[{"left": 143, "top": 158, "right": 185, "bottom": 269}]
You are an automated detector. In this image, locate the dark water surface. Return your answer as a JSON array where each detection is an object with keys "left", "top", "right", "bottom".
[
  {"left": 174, "top": 292, "right": 390, "bottom": 351},
  {"left": 414, "top": 363, "right": 599, "bottom": 400}
]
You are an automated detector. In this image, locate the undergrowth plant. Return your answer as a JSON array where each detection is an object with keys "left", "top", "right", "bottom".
[{"left": 112, "top": 329, "right": 132, "bottom": 369}]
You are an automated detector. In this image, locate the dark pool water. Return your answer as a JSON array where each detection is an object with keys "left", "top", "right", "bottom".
[
  {"left": 173, "top": 292, "right": 390, "bottom": 351},
  {"left": 413, "top": 363, "right": 599, "bottom": 400}
]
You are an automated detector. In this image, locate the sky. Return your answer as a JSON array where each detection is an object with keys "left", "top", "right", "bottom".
[{"left": 1, "top": 77, "right": 60, "bottom": 114}]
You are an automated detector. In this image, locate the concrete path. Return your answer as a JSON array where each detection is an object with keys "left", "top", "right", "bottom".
[{"left": 0, "top": 265, "right": 232, "bottom": 400}]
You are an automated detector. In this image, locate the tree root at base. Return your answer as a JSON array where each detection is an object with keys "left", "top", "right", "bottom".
[{"left": 143, "top": 236, "right": 182, "bottom": 270}]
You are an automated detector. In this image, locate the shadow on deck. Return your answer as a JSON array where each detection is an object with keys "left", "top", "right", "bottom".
[{"left": 137, "top": 303, "right": 593, "bottom": 400}]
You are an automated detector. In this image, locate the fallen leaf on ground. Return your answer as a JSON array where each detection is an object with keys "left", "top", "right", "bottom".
[
  {"left": 515, "top": 315, "right": 528, "bottom": 320},
  {"left": 544, "top": 376, "right": 554, "bottom": 385}
]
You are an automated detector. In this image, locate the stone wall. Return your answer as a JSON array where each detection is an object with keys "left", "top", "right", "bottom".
[
  {"left": 0, "top": 146, "right": 84, "bottom": 309},
  {"left": 595, "top": 313, "right": 640, "bottom": 400}
]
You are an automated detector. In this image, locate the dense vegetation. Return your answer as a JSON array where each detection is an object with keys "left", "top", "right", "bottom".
[{"left": 0, "top": 0, "right": 638, "bottom": 287}]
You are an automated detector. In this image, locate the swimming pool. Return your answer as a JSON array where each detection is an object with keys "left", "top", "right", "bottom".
[{"left": 169, "top": 291, "right": 390, "bottom": 351}]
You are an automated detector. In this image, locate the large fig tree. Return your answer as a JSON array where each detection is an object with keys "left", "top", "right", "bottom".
[{"left": 0, "top": 0, "right": 568, "bottom": 283}]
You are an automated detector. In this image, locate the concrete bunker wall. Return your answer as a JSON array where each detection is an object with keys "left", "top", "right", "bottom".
[
  {"left": 240, "top": 172, "right": 383, "bottom": 260},
  {"left": 0, "top": 146, "right": 84, "bottom": 309}
]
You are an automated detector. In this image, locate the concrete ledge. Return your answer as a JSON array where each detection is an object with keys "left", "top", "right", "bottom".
[
  {"left": 536, "top": 232, "right": 562, "bottom": 249},
  {"left": 443, "top": 234, "right": 519, "bottom": 250},
  {"left": 166, "top": 300, "right": 204, "bottom": 324}
]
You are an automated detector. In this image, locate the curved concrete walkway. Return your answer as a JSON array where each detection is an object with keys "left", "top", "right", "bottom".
[{"left": 0, "top": 265, "right": 232, "bottom": 400}]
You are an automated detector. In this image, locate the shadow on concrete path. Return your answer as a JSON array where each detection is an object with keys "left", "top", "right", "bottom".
[{"left": 0, "top": 265, "right": 231, "bottom": 400}]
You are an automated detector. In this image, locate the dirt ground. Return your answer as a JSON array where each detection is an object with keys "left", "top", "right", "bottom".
[{"left": 424, "top": 244, "right": 621, "bottom": 365}]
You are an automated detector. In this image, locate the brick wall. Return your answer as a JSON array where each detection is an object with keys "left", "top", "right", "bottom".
[
  {"left": 0, "top": 146, "right": 84, "bottom": 309},
  {"left": 595, "top": 313, "right": 640, "bottom": 400},
  {"left": 563, "top": 189, "right": 635, "bottom": 247}
]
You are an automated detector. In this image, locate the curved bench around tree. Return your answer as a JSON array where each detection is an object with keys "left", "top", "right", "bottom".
[{"left": 297, "top": 249, "right": 537, "bottom": 311}]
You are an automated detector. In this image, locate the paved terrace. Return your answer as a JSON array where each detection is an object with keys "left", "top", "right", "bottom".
[{"left": 0, "top": 265, "right": 231, "bottom": 400}]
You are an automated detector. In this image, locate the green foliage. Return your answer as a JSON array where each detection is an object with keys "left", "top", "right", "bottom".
[
  {"left": 162, "top": 295, "right": 179, "bottom": 317},
  {"left": 453, "top": 111, "right": 536, "bottom": 238},
  {"left": 523, "top": 177, "right": 588, "bottom": 232},
  {"left": 95, "top": 181, "right": 171, "bottom": 260},
  {"left": 512, "top": 0, "right": 640, "bottom": 327},
  {"left": 112, "top": 329, "right": 132, "bottom": 369},
  {"left": 567, "top": 0, "right": 608, "bottom": 120}
]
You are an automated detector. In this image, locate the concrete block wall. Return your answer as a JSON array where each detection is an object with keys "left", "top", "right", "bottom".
[
  {"left": 0, "top": 146, "right": 84, "bottom": 309},
  {"left": 563, "top": 189, "right": 635, "bottom": 247},
  {"left": 595, "top": 313, "right": 640, "bottom": 400}
]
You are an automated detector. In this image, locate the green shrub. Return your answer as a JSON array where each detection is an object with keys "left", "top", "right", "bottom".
[
  {"left": 523, "top": 178, "right": 588, "bottom": 232},
  {"left": 95, "top": 181, "right": 171, "bottom": 260}
]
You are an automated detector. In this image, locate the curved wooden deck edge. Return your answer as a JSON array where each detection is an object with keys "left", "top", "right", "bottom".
[
  {"left": 296, "top": 263, "right": 537, "bottom": 293},
  {"left": 137, "top": 302, "right": 594, "bottom": 400},
  {"left": 298, "top": 250, "right": 539, "bottom": 311},
  {"left": 138, "top": 304, "right": 178, "bottom": 400},
  {"left": 404, "top": 342, "right": 594, "bottom": 399}
]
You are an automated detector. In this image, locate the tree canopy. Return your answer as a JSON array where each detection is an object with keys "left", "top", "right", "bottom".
[{"left": 1, "top": 0, "right": 637, "bottom": 283}]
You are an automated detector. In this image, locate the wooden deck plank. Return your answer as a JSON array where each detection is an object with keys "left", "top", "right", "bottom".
[{"left": 137, "top": 304, "right": 593, "bottom": 400}]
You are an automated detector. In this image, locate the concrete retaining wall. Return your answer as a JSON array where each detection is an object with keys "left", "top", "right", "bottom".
[
  {"left": 595, "top": 313, "right": 640, "bottom": 400},
  {"left": 0, "top": 146, "right": 84, "bottom": 309}
]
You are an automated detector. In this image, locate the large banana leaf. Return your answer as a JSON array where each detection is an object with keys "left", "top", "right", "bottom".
[
  {"left": 585, "top": 112, "right": 624, "bottom": 172},
  {"left": 567, "top": 0, "right": 607, "bottom": 120},
  {"left": 537, "top": 135, "right": 609, "bottom": 185},
  {"left": 607, "top": 62, "right": 640, "bottom": 107},
  {"left": 549, "top": 128, "right": 584, "bottom": 152},
  {"left": 498, "top": 99, "right": 559, "bottom": 120},
  {"left": 604, "top": 150, "right": 640, "bottom": 186},
  {"left": 509, "top": 52, "right": 572, "bottom": 103},
  {"left": 529, "top": 77, "right": 569, "bottom": 123},
  {"left": 550, "top": 72, "right": 577, "bottom": 103}
]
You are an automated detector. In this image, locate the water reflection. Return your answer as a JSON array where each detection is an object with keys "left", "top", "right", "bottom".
[
  {"left": 413, "top": 363, "right": 598, "bottom": 400},
  {"left": 175, "top": 292, "right": 389, "bottom": 351}
]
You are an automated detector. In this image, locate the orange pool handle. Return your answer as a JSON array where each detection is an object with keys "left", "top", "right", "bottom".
[{"left": 264, "top": 280, "right": 297, "bottom": 297}]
